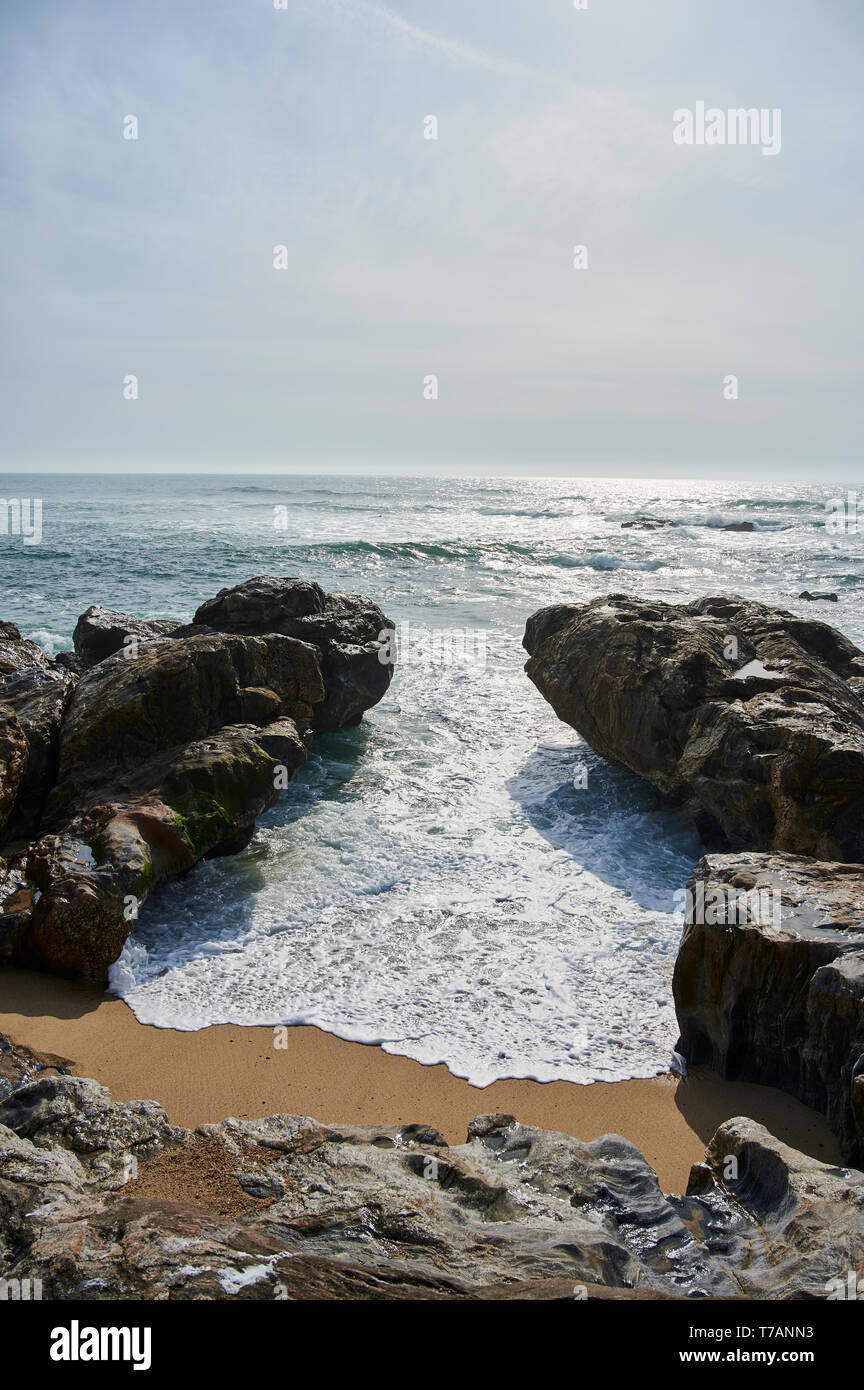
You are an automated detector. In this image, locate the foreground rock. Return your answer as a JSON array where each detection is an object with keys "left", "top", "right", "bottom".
[
  {"left": 523, "top": 594, "right": 864, "bottom": 860},
  {"left": 674, "top": 852, "right": 864, "bottom": 1165},
  {"left": 0, "top": 1058, "right": 861, "bottom": 1300},
  {"left": 0, "top": 578, "right": 393, "bottom": 979}
]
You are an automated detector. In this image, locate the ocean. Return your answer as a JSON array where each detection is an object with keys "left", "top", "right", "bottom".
[{"left": 2, "top": 473, "right": 862, "bottom": 1085}]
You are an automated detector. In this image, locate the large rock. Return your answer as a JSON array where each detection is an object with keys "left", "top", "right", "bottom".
[
  {"left": 0, "top": 578, "right": 393, "bottom": 979},
  {"left": 193, "top": 576, "right": 393, "bottom": 732},
  {"left": 0, "top": 1060, "right": 861, "bottom": 1300},
  {"left": 674, "top": 853, "right": 864, "bottom": 1164},
  {"left": 44, "top": 630, "right": 324, "bottom": 824},
  {"left": 523, "top": 594, "right": 864, "bottom": 860}
]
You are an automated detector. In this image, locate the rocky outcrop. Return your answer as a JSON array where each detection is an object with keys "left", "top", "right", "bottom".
[
  {"left": 673, "top": 853, "right": 864, "bottom": 1165},
  {"left": 524, "top": 593, "right": 864, "bottom": 1156},
  {"left": 0, "top": 1057, "right": 861, "bottom": 1300},
  {"left": 523, "top": 594, "right": 864, "bottom": 860},
  {"left": 0, "top": 579, "right": 393, "bottom": 979}
]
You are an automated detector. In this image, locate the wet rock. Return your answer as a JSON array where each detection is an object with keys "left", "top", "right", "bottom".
[
  {"left": 674, "top": 853, "right": 864, "bottom": 1164},
  {"left": 0, "top": 1035, "right": 70, "bottom": 1104},
  {"left": 723, "top": 521, "right": 755, "bottom": 532},
  {"left": 800, "top": 591, "right": 838, "bottom": 602},
  {"left": 523, "top": 594, "right": 864, "bottom": 860},
  {"left": 620, "top": 515, "right": 678, "bottom": 530},
  {"left": 686, "top": 1117, "right": 864, "bottom": 1298}
]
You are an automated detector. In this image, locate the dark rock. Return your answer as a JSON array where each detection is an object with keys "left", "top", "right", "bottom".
[
  {"left": 0, "top": 726, "right": 299, "bottom": 978},
  {"left": 73, "top": 606, "right": 183, "bottom": 668},
  {"left": 0, "top": 628, "right": 78, "bottom": 840},
  {"left": 193, "top": 576, "right": 394, "bottom": 731},
  {"left": 800, "top": 592, "right": 838, "bottom": 602},
  {"left": 44, "top": 631, "right": 323, "bottom": 824},
  {"left": 0, "top": 576, "right": 392, "bottom": 980},
  {"left": 53, "top": 651, "right": 81, "bottom": 674},
  {"left": 620, "top": 515, "right": 678, "bottom": 530},
  {"left": 674, "top": 852, "right": 864, "bottom": 1163},
  {"left": 723, "top": 521, "right": 756, "bottom": 532},
  {"left": 523, "top": 594, "right": 864, "bottom": 860},
  {"left": 0, "top": 705, "right": 27, "bottom": 835}
]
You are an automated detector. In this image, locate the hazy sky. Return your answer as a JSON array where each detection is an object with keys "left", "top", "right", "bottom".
[{"left": 1, "top": 0, "right": 861, "bottom": 478}]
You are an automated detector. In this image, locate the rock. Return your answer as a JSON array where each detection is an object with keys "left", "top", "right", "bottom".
[
  {"left": 0, "top": 628, "right": 78, "bottom": 840},
  {"left": 0, "top": 705, "right": 27, "bottom": 835},
  {"left": 44, "top": 631, "right": 323, "bottom": 824},
  {"left": 0, "top": 725, "right": 304, "bottom": 978},
  {"left": 192, "top": 576, "right": 394, "bottom": 731},
  {"left": 800, "top": 591, "right": 838, "bottom": 602},
  {"left": 686, "top": 1117, "right": 864, "bottom": 1299},
  {"left": 674, "top": 853, "right": 864, "bottom": 1164},
  {"left": 620, "top": 515, "right": 678, "bottom": 530},
  {"left": 1, "top": 1053, "right": 862, "bottom": 1300},
  {"left": 523, "top": 594, "right": 864, "bottom": 860},
  {"left": 73, "top": 606, "right": 183, "bottom": 667},
  {"left": 723, "top": 521, "right": 756, "bottom": 531},
  {"left": 0, "top": 1035, "right": 70, "bottom": 1103},
  {"left": 0, "top": 576, "right": 393, "bottom": 980}
]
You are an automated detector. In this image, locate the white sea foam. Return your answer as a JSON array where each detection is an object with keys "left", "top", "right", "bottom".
[{"left": 111, "top": 644, "right": 703, "bottom": 1086}]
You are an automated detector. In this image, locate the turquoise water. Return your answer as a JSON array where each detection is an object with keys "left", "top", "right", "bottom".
[{"left": 2, "top": 474, "right": 862, "bottom": 1083}]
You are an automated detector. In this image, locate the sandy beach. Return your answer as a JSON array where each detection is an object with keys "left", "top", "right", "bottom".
[{"left": 0, "top": 966, "right": 840, "bottom": 1192}]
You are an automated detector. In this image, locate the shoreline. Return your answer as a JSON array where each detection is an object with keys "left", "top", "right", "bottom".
[{"left": 0, "top": 966, "right": 841, "bottom": 1193}]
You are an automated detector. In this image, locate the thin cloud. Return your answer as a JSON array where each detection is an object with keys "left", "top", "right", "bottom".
[{"left": 311, "top": 0, "right": 541, "bottom": 80}]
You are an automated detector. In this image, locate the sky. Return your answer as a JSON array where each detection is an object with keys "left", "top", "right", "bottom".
[{"left": 0, "top": 0, "right": 862, "bottom": 479}]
